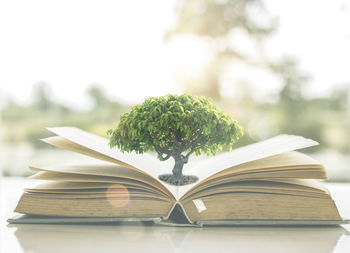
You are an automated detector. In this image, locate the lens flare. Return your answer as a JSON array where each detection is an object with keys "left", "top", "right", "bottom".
[{"left": 106, "top": 184, "right": 130, "bottom": 208}]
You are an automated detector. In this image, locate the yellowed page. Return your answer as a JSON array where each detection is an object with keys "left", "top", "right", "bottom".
[
  {"left": 30, "top": 162, "right": 154, "bottom": 184},
  {"left": 23, "top": 193, "right": 168, "bottom": 201},
  {"left": 179, "top": 152, "right": 325, "bottom": 198},
  {"left": 15, "top": 193, "right": 173, "bottom": 217},
  {"left": 184, "top": 179, "right": 330, "bottom": 201},
  {"left": 215, "top": 151, "right": 323, "bottom": 176},
  {"left": 176, "top": 135, "right": 319, "bottom": 199},
  {"left": 44, "top": 127, "right": 180, "bottom": 198},
  {"left": 29, "top": 162, "right": 173, "bottom": 198},
  {"left": 183, "top": 178, "right": 329, "bottom": 200},
  {"left": 29, "top": 171, "right": 169, "bottom": 196},
  {"left": 30, "top": 170, "right": 154, "bottom": 186},
  {"left": 25, "top": 181, "right": 169, "bottom": 200},
  {"left": 28, "top": 181, "right": 115, "bottom": 190},
  {"left": 269, "top": 178, "right": 329, "bottom": 193}
]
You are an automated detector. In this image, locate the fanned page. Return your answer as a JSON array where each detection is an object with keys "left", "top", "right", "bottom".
[
  {"left": 29, "top": 162, "right": 173, "bottom": 199},
  {"left": 176, "top": 135, "right": 319, "bottom": 198},
  {"left": 46, "top": 127, "right": 163, "bottom": 176},
  {"left": 45, "top": 127, "right": 319, "bottom": 200},
  {"left": 44, "top": 127, "right": 179, "bottom": 198}
]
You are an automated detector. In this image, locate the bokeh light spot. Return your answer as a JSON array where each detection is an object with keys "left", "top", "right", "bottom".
[{"left": 106, "top": 184, "right": 130, "bottom": 208}]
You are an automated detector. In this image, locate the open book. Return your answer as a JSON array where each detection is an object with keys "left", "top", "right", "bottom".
[{"left": 8, "top": 127, "right": 349, "bottom": 226}]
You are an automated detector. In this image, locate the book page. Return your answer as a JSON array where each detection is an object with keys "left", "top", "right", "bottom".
[
  {"left": 46, "top": 127, "right": 164, "bottom": 177},
  {"left": 45, "top": 127, "right": 179, "bottom": 197},
  {"left": 29, "top": 162, "right": 173, "bottom": 197},
  {"left": 45, "top": 127, "right": 318, "bottom": 200},
  {"left": 192, "top": 151, "right": 325, "bottom": 186},
  {"left": 176, "top": 135, "right": 319, "bottom": 199},
  {"left": 30, "top": 160, "right": 154, "bottom": 184},
  {"left": 184, "top": 179, "right": 330, "bottom": 202},
  {"left": 42, "top": 136, "right": 138, "bottom": 168},
  {"left": 188, "top": 135, "right": 318, "bottom": 177}
]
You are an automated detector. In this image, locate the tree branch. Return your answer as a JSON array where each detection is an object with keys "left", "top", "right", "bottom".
[
  {"left": 160, "top": 153, "right": 171, "bottom": 161},
  {"left": 148, "top": 134, "right": 171, "bottom": 158},
  {"left": 184, "top": 138, "right": 209, "bottom": 160},
  {"left": 182, "top": 128, "right": 202, "bottom": 151},
  {"left": 188, "top": 128, "right": 202, "bottom": 142},
  {"left": 184, "top": 134, "right": 221, "bottom": 160}
]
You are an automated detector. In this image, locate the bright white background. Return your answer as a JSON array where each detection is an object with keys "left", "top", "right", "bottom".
[{"left": 0, "top": 0, "right": 349, "bottom": 108}]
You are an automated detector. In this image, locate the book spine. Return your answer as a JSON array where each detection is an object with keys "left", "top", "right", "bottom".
[{"left": 162, "top": 201, "right": 194, "bottom": 225}]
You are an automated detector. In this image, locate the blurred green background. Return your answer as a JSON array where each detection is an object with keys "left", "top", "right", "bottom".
[{"left": 1, "top": 0, "right": 349, "bottom": 180}]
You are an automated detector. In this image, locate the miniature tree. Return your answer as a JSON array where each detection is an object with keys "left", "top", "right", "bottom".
[{"left": 108, "top": 94, "right": 243, "bottom": 185}]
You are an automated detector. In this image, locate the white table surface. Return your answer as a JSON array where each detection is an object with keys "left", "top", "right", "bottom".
[{"left": 1, "top": 177, "right": 350, "bottom": 253}]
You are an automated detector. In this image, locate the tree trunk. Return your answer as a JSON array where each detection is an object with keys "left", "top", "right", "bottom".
[{"left": 172, "top": 158, "right": 185, "bottom": 181}]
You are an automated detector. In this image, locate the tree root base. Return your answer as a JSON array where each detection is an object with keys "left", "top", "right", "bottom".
[{"left": 158, "top": 174, "right": 198, "bottom": 186}]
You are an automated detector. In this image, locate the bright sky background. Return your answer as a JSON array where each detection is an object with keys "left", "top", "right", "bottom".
[{"left": 0, "top": 0, "right": 349, "bottom": 109}]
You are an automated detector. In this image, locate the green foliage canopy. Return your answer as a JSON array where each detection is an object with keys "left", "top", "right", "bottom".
[{"left": 108, "top": 94, "right": 243, "bottom": 162}]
